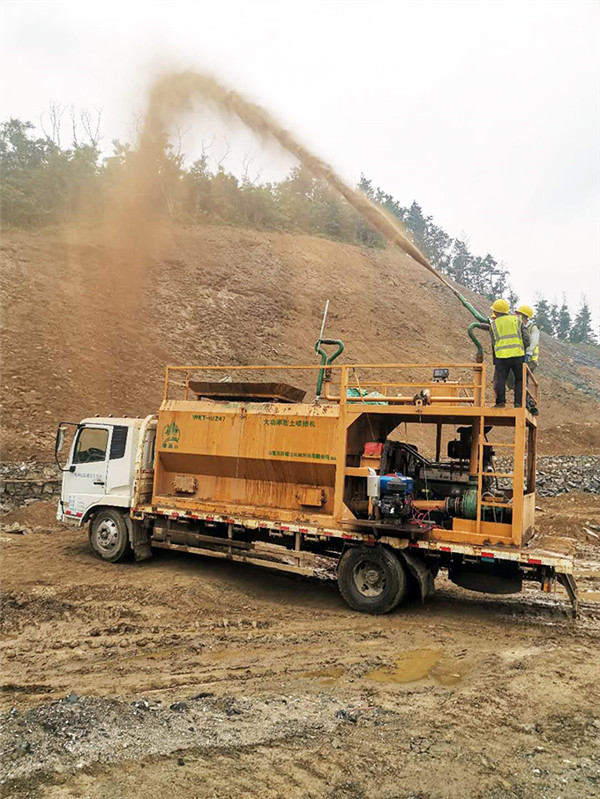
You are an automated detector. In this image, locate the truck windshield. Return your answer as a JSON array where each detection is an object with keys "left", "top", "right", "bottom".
[{"left": 73, "top": 427, "right": 109, "bottom": 464}]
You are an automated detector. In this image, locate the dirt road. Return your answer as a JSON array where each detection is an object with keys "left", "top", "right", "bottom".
[{"left": 2, "top": 497, "right": 600, "bottom": 798}]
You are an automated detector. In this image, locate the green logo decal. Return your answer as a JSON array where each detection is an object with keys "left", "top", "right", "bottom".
[{"left": 162, "top": 421, "right": 180, "bottom": 449}]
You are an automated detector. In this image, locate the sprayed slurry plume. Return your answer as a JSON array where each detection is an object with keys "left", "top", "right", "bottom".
[{"left": 139, "top": 71, "right": 455, "bottom": 289}]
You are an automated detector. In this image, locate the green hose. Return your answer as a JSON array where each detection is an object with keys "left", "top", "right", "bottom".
[
  {"left": 315, "top": 338, "right": 344, "bottom": 398},
  {"left": 455, "top": 292, "right": 488, "bottom": 324},
  {"left": 468, "top": 322, "right": 488, "bottom": 363}
]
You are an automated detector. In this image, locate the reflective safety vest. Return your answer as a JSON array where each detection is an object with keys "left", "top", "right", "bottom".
[{"left": 491, "top": 314, "right": 525, "bottom": 359}]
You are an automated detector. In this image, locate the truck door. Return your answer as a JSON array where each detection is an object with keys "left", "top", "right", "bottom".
[{"left": 62, "top": 425, "right": 110, "bottom": 520}]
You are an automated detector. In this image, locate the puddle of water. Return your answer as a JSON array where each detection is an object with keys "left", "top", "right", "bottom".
[
  {"left": 302, "top": 666, "right": 344, "bottom": 683},
  {"left": 365, "top": 648, "right": 465, "bottom": 686},
  {"left": 430, "top": 659, "right": 464, "bottom": 687},
  {"left": 580, "top": 591, "right": 600, "bottom": 603},
  {"left": 366, "top": 648, "right": 442, "bottom": 684}
]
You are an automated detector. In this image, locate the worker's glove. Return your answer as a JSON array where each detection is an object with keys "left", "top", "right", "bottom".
[{"left": 524, "top": 354, "right": 531, "bottom": 363}]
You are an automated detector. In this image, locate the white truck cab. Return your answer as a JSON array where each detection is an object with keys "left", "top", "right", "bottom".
[{"left": 55, "top": 416, "right": 156, "bottom": 526}]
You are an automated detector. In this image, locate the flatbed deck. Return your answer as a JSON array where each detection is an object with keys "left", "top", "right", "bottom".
[{"left": 132, "top": 500, "right": 578, "bottom": 615}]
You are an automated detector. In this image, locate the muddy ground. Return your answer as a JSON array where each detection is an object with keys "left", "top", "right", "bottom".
[{"left": 1, "top": 496, "right": 600, "bottom": 799}]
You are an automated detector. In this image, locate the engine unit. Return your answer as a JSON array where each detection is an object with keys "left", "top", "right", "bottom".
[{"left": 368, "top": 472, "right": 414, "bottom": 522}]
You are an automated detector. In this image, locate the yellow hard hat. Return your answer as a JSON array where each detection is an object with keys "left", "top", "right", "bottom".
[
  {"left": 517, "top": 304, "right": 534, "bottom": 319},
  {"left": 490, "top": 298, "right": 510, "bottom": 314}
]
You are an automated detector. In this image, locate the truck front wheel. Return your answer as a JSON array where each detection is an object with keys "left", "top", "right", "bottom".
[
  {"left": 337, "top": 546, "right": 407, "bottom": 614},
  {"left": 89, "top": 509, "right": 131, "bottom": 563}
]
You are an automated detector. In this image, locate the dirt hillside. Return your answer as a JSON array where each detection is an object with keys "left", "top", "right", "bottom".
[{"left": 1, "top": 222, "right": 599, "bottom": 461}]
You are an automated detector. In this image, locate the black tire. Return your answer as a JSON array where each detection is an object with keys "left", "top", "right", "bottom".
[
  {"left": 89, "top": 508, "right": 131, "bottom": 563},
  {"left": 337, "top": 546, "right": 407, "bottom": 614}
]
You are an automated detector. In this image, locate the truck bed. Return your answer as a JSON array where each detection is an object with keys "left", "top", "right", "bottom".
[{"left": 132, "top": 499, "right": 578, "bottom": 614}]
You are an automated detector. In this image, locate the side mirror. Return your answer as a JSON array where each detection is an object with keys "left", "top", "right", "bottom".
[
  {"left": 55, "top": 426, "right": 66, "bottom": 455},
  {"left": 55, "top": 421, "right": 79, "bottom": 472}
]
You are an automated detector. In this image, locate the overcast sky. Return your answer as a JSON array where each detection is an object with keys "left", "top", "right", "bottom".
[{"left": 2, "top": 0, "right": 599, "bottom": 328}]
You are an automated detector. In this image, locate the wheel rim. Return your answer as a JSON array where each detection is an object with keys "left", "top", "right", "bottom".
[
  {"left": 352, "top": 560, "right": 386, "bottom": 598},
  {"left": 95, "top": 518, "right": 120, "bottom": 555}
]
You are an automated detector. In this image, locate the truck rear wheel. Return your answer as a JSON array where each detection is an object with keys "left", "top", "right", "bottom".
[
  {"left": 337, "top": 546, "right": 407, "bottom": 614},
  {"left": 90, "top": 509, "right": 131, "bottom": 563}
]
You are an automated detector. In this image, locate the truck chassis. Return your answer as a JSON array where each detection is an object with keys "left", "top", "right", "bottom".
[{"left": 126, "top": 499, "right": 578, "bottom": 616}]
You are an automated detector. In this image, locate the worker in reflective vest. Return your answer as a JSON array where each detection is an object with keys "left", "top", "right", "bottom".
[
  {"left": 502, "top": 304, "right": 539, "bottom": 414},
  {"left": 516, "top": 305, "right": 539, "bottom": 370},
  {"left": 489, "top": 299, "right": 526, "bottom": 408}
]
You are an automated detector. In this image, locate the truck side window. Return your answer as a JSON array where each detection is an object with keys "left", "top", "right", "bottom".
[
  {"left": 73, "top": 428, "right": 109, "bottom": 464},
  {"left": 110, "top": 426, "right": 128, "bottom": 459}
]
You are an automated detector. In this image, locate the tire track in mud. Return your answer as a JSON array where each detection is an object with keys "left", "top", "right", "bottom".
[
  {"left": 4, "top": 587, "right": 599, "bottom": 713},
  {"left": 2, "top": 509, "right": 600, "bottom": 799}
]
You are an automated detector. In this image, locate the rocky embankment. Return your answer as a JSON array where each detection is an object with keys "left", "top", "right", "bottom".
[
  {"left": 535, "top": 455, "right": 600, "bottom": 497},
  {"left": 0, "top": 463, "right": 61, "bottom": 512},
  {"left": 0, "top": 456, "right": 598, "bottom": 513}
]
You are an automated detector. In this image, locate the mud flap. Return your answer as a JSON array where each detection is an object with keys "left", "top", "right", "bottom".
[
  {"left": 125, "top": 516, "right": 152, "bottom": 561},
  {"left": 398, "top": 549, "right": 434, "bottom": 602},
  {"left": 557, "top": 572, "right": 578, "bottom": 619}
]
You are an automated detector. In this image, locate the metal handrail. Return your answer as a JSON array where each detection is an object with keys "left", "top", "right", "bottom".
[
  {"left": 162, "top": 362, "right": 487, "bottom": 406},
  {"left": 165, "top": 362, "right": 485, "bottom": 371},
  {"left": 524, "top": 363, "right": 539, "bottom": 409}
]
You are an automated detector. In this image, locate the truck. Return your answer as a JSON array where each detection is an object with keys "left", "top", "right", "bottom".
[{"left": 55, "top": 349, "right": 578, "bottom": 616}]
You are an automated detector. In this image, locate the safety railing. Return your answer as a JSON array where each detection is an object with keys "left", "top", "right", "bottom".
[
  {"left": 523, "top": 363, "right": 539, "bottom": 411},
  {"left": 162, "top": 363, "right": 489, "bottom": 409},
  {"left": 324, "top": 363, "right": 485, "bottom": 408}
]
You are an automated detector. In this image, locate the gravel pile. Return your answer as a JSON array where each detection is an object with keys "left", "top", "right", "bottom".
[
  {"left": 0, "top": 692, "right": 384, "bottom": 789},
  {"left": 535, "top": 455, "right": 600, "bottom": 497},
  {"left": 493, "top": 455, "right": 600, "bottom": 497}
]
